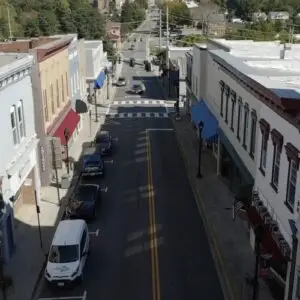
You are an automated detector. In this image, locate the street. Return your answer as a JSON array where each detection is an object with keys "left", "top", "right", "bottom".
[{"left": 37, "top": 19, "right": 225, "bottom": 300}]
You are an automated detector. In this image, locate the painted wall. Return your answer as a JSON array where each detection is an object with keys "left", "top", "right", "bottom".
[
  {"left": 205, "top": 51, "right": 262, "bottom": 178},
  {"left": 254, "top": 103, "right": 300, "bottom": 246},
  {"left": 84, "top": 41, "right": 104, "bottom": 79},
  {"left": 78, "top": 39, "right": 87, "bottom": 100}
]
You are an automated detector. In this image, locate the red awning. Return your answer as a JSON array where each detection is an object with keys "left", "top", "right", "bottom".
[
  {"left": 247, "top": 206, "right": 287, "bottom": 262},
  {"left": 53, "top": 109, "right": 80, "bottom": 145}
]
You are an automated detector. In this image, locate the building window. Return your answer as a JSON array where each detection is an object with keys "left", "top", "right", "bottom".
[
  {"left": 56, "top": 79, "right": 60, "bottom": 108},
  {"left": 237, "top": 97, "right": 242, "bottom": 141},
  {"left": 249, "top": 110, "right": 257, "bottom": 158},
  {"left": 270, "top": 129, "right": 283, "bottom": 192},
  {"left": 17, "top": 101, "right": 25, "bottom": 139},
  {"left": 284, "top": 143, "right": 300, "bottom": 212},
  {"left": 65, "top": 72, "right": 69, "bottom": 97},
  {"left": 61, "top": 75, "right": 64, "bottom": 102},
  {"left": 258, "top": 119, "right": 270, "bottom": 175},
  {"left": 50, "top": 84, "right": 55, "bottom": 114},
  {"left": 43, "top": 89, "right": 49, "bottom": 122},
  {"left": 230, "top": 91, "right": 236, "bottom": 132},
  {"left": 225, "top": 85, "right": 230, "bottom": 123},
  {"left": 242, "top": 103, "right": 249, "bottom": 149},
  {"left": 286, "top": 160, "right": 297, "bottom": 212},
  {"left": 219, "top": 80, "right": 224, "bottom": 116},
  {"left": 10, "top": 106, "right": 18, "bottom": 145}
]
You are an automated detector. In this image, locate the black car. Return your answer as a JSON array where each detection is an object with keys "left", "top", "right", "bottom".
[
  {"left": 65, "top": 184, "right": 101, "bottom": 220},
  {"left": 94, "top": 131, "right": 112, "bottom": 155}
]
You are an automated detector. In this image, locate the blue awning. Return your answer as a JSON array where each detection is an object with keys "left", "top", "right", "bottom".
[
  {"left": 94, "top": 71, "right": 106, "bottom": 89},
  {"left": 191, "top": 100, "right": 218, "bottom": 143}
]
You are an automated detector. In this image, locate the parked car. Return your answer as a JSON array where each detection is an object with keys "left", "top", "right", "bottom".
[
  {"left": 94, "top": 130, "right": 112, "bottom": 155},
  {"left": 116, "top": 77, "right": 127, "bottom": 87},
  {"left": 131, "top": 82, "right": 146, "bottom": 94},
  {"left": 45, "top": 219, "right": 89, "bottom": 287},
  {"left": 82, "top": 145, "right": 105, "bottom": 177},
  {"left": 66, "top": 184, "right": 101, "bottom": 220}
]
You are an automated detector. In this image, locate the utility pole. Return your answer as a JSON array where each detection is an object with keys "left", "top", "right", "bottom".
[
  {"left": 7, "top": 6, "right": 12, "bottom": 41},
  {"left": 159, "top": 9, "right": 162, "bottom": 50}
]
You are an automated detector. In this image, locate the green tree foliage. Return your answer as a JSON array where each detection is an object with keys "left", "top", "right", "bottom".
[
  {"left": 103, "top": 37, "right": 117, "bottom": 59},
  {"left": 162, "top": 2, "right": 192, "bottom": 27},
  {"left": 175, "top": 34, "right": 207, "bottom": 46},
  {"left": 121, "top": 0, "right": 145, "bottom": 31},
  {"left": 1, "top": 0, "right": 106, "bottom": 39}
]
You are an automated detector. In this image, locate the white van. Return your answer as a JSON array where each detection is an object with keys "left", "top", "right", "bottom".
[{"left": 45, "top": 219, "right": 90, "bottom": 286}]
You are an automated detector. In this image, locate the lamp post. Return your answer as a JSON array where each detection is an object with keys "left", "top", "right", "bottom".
[
  {"left": 34, "top": 190, "right": 43, "bottom": 251},
  {"left": 63, "top": 128, "right": 70, "bottom": 175},
  {"left": 196, "top": 121, "right": 204, "bottom": 178},
  {"left": 252, "top": 225, "right": 264, "bottom": 300},
  {"left": 105, "top": 67, "right": 110, "bottom": 100},
  {"left": 94, "top": 88, "right": 98, "bottom": 122}
]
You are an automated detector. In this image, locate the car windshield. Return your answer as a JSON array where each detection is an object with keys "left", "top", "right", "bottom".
[
  {"left": 118, "top": 77, "right": 125, "bottom": 81},
  {"left": 77, "top": 185, "right": 97, "bottom": 202},
  {"left": 48, "top": 245, "right": 79, "bottom": 263},
  {"left": 96, "top": 134, "right": 109, "bottom": 143},
  {"left": 133, "top": 85, "right": 141, "bottom": 89}
]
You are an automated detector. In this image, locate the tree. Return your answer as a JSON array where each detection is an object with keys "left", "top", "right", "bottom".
[
  {"left": 162, "top": 2, "right": 192, "bottom": 27},
  {"left": 121, "top": 0, "right": 145, "bottom": 30},
  {"left": 136, "top": 0, "right": 148, "bottom": 10},
  {"left": 39, "top": 10, "right": 59, "bottom": 35},
  {"left": 175, "top": 34, "right": 207, "bottom": 46},
  {"left": 103, "top": 37, "right": 117, "bottom": 59}
]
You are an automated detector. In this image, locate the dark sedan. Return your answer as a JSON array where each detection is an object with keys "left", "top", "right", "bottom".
[
  {"left": 94, "top": 130, "right": 112, "bottom": 155},
  {"left": 65, "top": 184, "right": 101, "bottom": 220}
]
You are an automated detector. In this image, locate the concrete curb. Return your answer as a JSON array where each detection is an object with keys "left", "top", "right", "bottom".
[{"left": 170, "top": 116, "right": 237, "bottom": 300}]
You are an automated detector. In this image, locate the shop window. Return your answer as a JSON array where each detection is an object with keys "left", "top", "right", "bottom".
[
  {"left": 50, "top": 84, "right": 55, "bottom": 114},
  {"left": 236, "top": 97, "right": 242, "bottom": 141},
  {"left": 225, "top": 85, "right": 230, "bottom": 123},
  {"left": 219, "top": 80, "right": 224, "bottom": 116},
  {"left": 43, "top": 89, "right": 49, "bottom": 122},
  {"left": 284, "top": 143, "right": 299, "bottom": 212},
  {"left": 270, "top": 129, "right": 283, "bottom": 192},
  {"left": 230, "top": 91, "right": 236, "bottom": 132},
  {"left": 10, "top": 106, "right": 18, "bottom": 145},
  {"left": 242, "top": 103, "right": 249, "bottom": 149},
  {"left": 17, "top": 101, "right": 26, "bottom": 139},
  {"left": 249, "top": 110, "right": 257, "bottom": 159}
]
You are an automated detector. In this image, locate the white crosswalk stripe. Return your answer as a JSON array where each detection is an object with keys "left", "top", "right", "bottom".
[
  {"left": 105, "top": 112, "right": 169, "bottom": 119},
  {"left": 112, "top": 100, "right": 165, "bottom": 106}
]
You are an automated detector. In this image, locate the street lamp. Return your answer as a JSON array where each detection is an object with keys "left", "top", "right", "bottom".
[
  {"left": 63, "top": 128, "right": 70, "bottom": 175},
  {"left": 105, "top": 67, "right": 110, "bottom": 100},
  {"left": 196, "top": 121, "right": 204, "bottom": 178},
  {"left": 252, "top": 225, "right": 264, "bottom": 300}
]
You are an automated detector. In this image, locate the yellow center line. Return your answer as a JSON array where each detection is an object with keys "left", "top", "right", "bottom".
[{"left": 146, "top": 130, "right": 161, "bottom": 300}]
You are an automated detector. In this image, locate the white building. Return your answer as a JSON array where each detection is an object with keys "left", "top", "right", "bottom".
[
  {"left": 188, "top": 38, "right": 300, "bottom": 298},
  {"left": 0, "top": 53, "right": 40, "bottom": 262},
  {"left": 84, "top": 40, "right": 111, "bottom": 105}
]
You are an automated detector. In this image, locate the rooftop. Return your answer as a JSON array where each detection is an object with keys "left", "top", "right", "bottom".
[
  {"left": 209, "top": 39, "right": 300, "bottom": 99},
  {"left": 52, "top": 219, "right": 86, "bottom": 246},
  {"left": 0, "top": 52, "right": 29, "bottom": 68},
  {"left": 84, "top": 40, "right": 103, "bottom": 50}
]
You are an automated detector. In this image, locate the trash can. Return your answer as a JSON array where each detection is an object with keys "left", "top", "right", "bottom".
[{"left": 61, "top": 174, "right": 71, "bottom": 189}]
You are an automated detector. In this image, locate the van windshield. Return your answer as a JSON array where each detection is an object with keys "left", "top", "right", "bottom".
[{"left": 48, "top": 245, "right": 79, "bottom": 263}]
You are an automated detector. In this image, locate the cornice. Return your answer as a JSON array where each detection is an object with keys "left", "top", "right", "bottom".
[{"left": 0, "top": 56, "right": 33, "bottom": 90}]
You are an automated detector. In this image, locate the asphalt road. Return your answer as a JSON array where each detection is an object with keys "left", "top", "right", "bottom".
[{"left": 37, "top": 19, "right": 224, "bottom": 300}]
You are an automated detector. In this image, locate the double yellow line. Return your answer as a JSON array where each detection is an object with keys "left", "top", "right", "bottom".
[{"left": 146, "top": 130, "right": 161, "bottom": 300}]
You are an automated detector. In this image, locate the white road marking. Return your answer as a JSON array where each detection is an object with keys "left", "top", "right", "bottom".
[
  {"left": 105, "top": 104, "right": 111, "bottom": 115},
  {"left": 89, "top": 229, "right": 100, "bottom": 237},
  {"left": 104, "top": 160, "right": 114, "bottom": 164},
  {"left": 101, "top": 187, "right": 108, "bottom": 192},
  {"left": 112, "top": 100, "right": 165, "bottom": 106},
  {"left": 105, "top": 112, "right": 169, "bottom": 119}
]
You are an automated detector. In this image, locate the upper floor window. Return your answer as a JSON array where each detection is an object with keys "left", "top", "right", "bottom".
[
  {"left": 242, "top": 103, "right": 249, "bottom": 149},
  {"left": 285, "top": 143, "right": 299, "bottom": 212},
  {"left": 65, "top": 72, "right": 69, "bottom": 97},
  {"left": 230, "top": 91, "right": 236, "bottom": 132},
  {"left": 71, "top": 76, "right": 74, "bottom": 97},
  {"left": 17, "top": 101, "right": 25, "bottom": 139},
  {"left": 237, "top": 97, "right": 242, "bottom": 141},
  {"left": 249, "top": 110, "right": 257, "bottom": 158},
  {"left": 225, "top": 85, "right": 230, "bottom": 123},
  {"left": 56, "top": 79, "right": 60, "bottom": 108},
  {"left": 219, "top": 80, "right": 224, "bottom": 116},
  {"left": 43, "top": 89, "right": 49, "bottom": 122},
  {"left": 270, "top": 129, "right": 283, "bottom": 192},
  {"left": 61, "top": 75, "right": 64, "bottom": 102},
  {"left": 10, "top": 106, "right": 18, "bottom": 145},
  {"left": 258, "top": 119, "right": 270, "bottom": 175},
  {"left": 50, "top": 84, "right": 55, "bottom": 114}
]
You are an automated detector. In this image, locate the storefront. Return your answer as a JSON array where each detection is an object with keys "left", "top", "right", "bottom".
[
  {"left": 186, "top": 85, "right": 197, "bottom": 117},
  {"left": 1, "top": 136, "right": 40, "bottom": 261}
]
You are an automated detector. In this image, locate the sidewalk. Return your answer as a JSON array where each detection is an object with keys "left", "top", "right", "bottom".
[
  {"left": 171, "top": 115, "right": 275, "bottom": 300},
  {"left": 4, "top": 63, "right": 123, "bottom": 300}
]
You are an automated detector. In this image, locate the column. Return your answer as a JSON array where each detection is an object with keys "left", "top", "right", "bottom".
[{"left": 216, "top": 136, "right": 222, "bottom": 176}]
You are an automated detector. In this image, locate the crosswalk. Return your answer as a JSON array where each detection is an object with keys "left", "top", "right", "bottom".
[
  {"left": 112, "top": 100, "right": 165, "bottom": 106},
  {"left": 106, "top": 112, "right": 169, "bottom": 119}
]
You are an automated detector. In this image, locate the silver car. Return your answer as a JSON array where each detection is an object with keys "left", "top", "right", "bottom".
[
  {"left": 131, "top": 82, "right": 145, "bottom": 94},
  {"left": 116, "top": 77, "right": 127, "bottom": 86}
]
